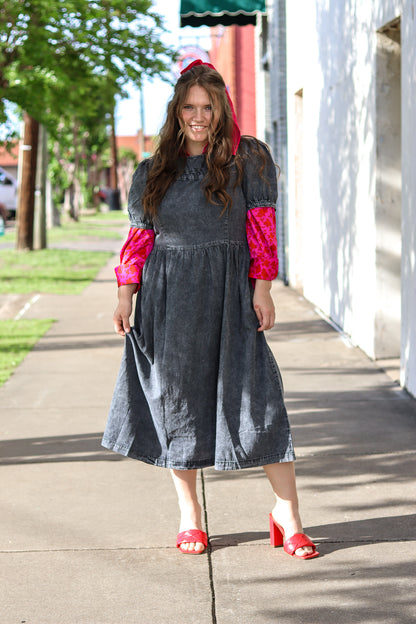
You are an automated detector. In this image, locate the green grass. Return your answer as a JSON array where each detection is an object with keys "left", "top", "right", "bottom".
[
  {"left": 48, "top": 210, "right": 127, "bottom": 242},
  {"left": 0, "top": 210, "right": 124, "bottom": 384},
  {"left": 0, "top": 319, "right": 54, "bottom": 385},
  {"left": 0, "top": 248, "right": 113, "bottom": 294},
  {"left": 1, "top": 208, "right": 128, "bottom": 245},
  {"left": 84, "top": 210, "right": 128, "bottom": 221}
]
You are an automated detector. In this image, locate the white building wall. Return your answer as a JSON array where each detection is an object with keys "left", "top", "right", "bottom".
[
  {"left": 284, "top": 0, "right": 416, "bottom": 396},
  {"left": 400, "top": 1, "right": 416, "bottom": 395},
  {"left": 375, "top": 27, "right": 401, "bottom": 359}
]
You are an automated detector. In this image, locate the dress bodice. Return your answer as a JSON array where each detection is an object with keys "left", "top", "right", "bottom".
[{"left": 153, "top": 154, "right": 247, "bottom": 249}]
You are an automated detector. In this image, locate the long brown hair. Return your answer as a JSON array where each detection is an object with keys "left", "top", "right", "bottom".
[{"left": 142, "top": 64, "right": 241, "bottom": 219}]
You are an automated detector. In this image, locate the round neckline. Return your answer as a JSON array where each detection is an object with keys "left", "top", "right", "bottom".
[{"left": 184, "top": 154, "right": 205, "bottom": 169}]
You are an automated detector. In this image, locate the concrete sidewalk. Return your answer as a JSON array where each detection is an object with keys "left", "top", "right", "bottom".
[{"left": 1, "top": 254, "right": 415, "bottom": 624}]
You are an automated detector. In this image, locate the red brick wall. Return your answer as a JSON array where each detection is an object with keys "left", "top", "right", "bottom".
[{"left": 210, "top": 25, "right": 256, "bottom": 137}]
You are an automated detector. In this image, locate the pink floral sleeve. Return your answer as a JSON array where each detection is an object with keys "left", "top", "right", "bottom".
[
  {"left": 246, "top": 207, "right": 279, "bottom": 280},
  {"left": 115, "top": 227, "right": 155, "bottom": 289}
]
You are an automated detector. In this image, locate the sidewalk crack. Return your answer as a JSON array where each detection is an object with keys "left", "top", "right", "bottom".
[{"left": 201, "top": 469, "right": 217, "bottom": 624}]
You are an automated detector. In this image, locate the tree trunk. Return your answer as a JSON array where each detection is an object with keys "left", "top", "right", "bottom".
[
  {"left": 16, "top": 113, "right": 39, "bottom": 250},
  {"left": 64, "top": 184, "right": 75, "bottom": 218},
  {"left": 70, "top": 123, "right": 80, "bottom": 221},
  {"left": 72, "top": 175, "right": 82, "bottom": 219}
]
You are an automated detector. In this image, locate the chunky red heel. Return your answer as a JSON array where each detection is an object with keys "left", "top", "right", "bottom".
[
  {"left": 268, "top": 513, "right": 319, "bottom": 559},
  {"left": 269, "top": 512, "right": 284, "bottom": 547}
]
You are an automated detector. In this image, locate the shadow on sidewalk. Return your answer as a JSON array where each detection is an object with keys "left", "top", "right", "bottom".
[
  {"left": 209, "top": 513, "right": 416, "bottom": 553},
  {"left": 256, "top": 558, "right": 415, "bottom": 623},
  {"left": 268, "top": 318, "right": 336, "bottom": 337},
  {"left": 31, "top": 333, "right": 121, "bottom": 352},
  {"left": 0, "top": 432, "right": 122, "bottom": 464}
]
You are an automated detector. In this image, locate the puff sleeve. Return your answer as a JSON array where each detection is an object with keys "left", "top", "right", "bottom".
[
  {"left": 127, "top": 159, "right": 154, "bottom": 230},
  {"left": 240, "top": 138, "right": 278, "bottom": 210}
]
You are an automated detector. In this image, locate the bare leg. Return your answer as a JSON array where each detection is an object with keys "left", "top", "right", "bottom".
[
  {"left": 263, "top": 462, "right": 313, "bottom": 556},
  {"left": 170, "top": 469, "right": 205, "bottom": 553}
]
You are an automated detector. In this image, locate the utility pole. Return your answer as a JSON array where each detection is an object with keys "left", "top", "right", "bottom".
[
  {"left": 140, "top": 87, "right": 146, "bottom": 159},
  {"left": 108, "top": 105, "right": 121, "bottom": 210},
  {"left": 109, "top": 105, "right": 119, "bottom": 188},
  {"left": 33, "top": 124, "right": 47, "bottom": 249},
  {"left": 16, "top": 113, "right": 39, "bottom": 250}
]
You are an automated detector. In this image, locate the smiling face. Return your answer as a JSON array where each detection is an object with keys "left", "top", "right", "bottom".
[{"left": 179, "top": 85, "right": 218, "bottom": 155}]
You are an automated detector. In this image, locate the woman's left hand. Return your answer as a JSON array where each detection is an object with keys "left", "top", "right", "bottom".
[{"left": 253, "top": 279, "right": 275, "bottom": 331}]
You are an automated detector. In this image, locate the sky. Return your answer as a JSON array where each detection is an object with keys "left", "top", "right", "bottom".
[{"left": 115, "top": 0, "right": 211, "bottom": 137}]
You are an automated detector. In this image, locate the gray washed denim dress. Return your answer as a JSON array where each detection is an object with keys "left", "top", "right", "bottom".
[{"left": 102, "top": 139, "right": 295, "bottom": 470}]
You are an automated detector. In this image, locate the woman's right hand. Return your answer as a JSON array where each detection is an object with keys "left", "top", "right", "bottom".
[{"left": 113, "top": 284, "right": 138, "bottom": 336}]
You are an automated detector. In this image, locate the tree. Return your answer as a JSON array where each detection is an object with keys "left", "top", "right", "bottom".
[
  {"left": 49, "top": 86, "right": 113, "bottom": 221},
  {"left": 1, "top": 0, "right": 173, "bottom": 129},
  {"left": 118, "top": 146, "right": 139, "bottom": 204},
  {"left": 0, "top": 0, "right": 175, "bottom": 248}
]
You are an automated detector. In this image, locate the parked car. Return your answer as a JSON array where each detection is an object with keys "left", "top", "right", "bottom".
[{"left": 0, "top": 166, "right": 17, "bottom": 218}]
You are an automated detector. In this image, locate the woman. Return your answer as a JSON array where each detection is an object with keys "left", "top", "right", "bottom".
[{"left": 102, "top": 60, "right": 318, "bottom": 559}]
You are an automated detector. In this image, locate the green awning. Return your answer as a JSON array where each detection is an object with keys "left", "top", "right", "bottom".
[{"left": 180, "top": 0, "right": 266, "bottom": 27}]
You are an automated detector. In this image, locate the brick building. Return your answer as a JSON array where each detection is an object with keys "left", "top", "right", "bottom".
[
  {"left": 210, "top": 25, "right": 257, "bottom": 137},
  {"left": 0, "top": 143, "right": 19, "bottom": 179}
]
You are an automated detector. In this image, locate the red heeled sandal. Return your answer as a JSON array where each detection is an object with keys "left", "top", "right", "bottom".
[
  {"left": 269, "top": 513, "right": 319, "bottom": 559},
  {"left": 176, "top": 529, "right": 208, "bottom": 555}
]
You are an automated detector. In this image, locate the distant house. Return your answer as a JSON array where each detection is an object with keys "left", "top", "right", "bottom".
[
  {"left": 0, "top": 143, "right": 18, "bottom": 179},
  {"left": 114, "top": 132, "right": 157, "bottom": 203},
  {"left": 116, "top": 131, "right": 157, "bottom": 162}
]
